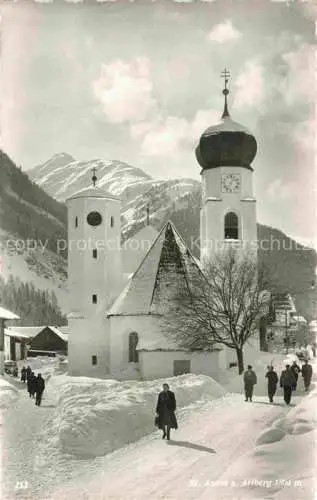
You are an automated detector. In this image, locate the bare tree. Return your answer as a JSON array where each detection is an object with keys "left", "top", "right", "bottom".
[{"left": 164, "top": 246, "right": 270, "bottom": 374}]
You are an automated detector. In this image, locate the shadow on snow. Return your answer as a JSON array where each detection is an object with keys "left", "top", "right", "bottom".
[{"left": 166, "top": 440, "right": 216, "bottom": 454}]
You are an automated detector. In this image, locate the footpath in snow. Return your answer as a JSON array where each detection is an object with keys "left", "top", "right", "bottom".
[{"left": 1, "top": 354, "right": 316, "bottom": 500}]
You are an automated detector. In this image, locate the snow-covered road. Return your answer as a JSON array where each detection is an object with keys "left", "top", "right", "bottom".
[
  {"left": 2, "top": 367, "right": 314, "bottom": 500},
  {"left": 2, "top": 376, "right": 58, "bottom": 500},
  {"left": 48, "top": 392, "right": 306, "bottom": 500}
]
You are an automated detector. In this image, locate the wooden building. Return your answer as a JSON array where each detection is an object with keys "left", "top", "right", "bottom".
[{"left": 28, "top": 326, "right": 68, "bottom": 356}]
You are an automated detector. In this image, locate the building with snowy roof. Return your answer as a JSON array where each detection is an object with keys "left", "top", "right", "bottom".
[{"left": 66, "top": 75, "right": 260, "bottom": 381}]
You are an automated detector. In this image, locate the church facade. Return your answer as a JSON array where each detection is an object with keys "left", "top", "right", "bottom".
[{"left": 67, "top": 76, "right": 259, "bottom": 381}]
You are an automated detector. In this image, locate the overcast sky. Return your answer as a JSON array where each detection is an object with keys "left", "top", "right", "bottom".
[{"left": 1, "top": 0, "right": 316, "bottom": 248}]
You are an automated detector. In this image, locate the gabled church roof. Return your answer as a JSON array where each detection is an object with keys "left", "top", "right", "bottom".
[
  {"left": 107, "top": 221, "right": 203, "bottom": 316},
  {"left": 121, "top": 225, "right": 159, "bottom": 275}
]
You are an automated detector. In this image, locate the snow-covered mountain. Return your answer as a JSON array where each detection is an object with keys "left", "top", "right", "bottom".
[
  {"left": 28, "top": 154, "right": 201, "bottom": 238},
  {"left": 2, "top": 151, "right": 317, "bottom": 321}
]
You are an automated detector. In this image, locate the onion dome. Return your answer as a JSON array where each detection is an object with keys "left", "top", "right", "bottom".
[{"left": 196, "top": 69, "right": 257, "bottom": 171}]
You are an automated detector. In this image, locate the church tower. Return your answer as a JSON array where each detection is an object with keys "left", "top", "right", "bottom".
[
  {"left": 67, "top": 168, "right": 122, "bottom": 377},
  {"left": 196, "top": 69, "right": 258, "bottom": 262}
]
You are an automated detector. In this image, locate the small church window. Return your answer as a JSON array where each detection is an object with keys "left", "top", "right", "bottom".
[
  {"left": 92, "top": 294, "right": 97, "bottom": 304},
  {"left": 92, "top": 249, "right": 97, "bottom": 259},
  {"left": 92, "top": 355, "right": 97, "bottom": 365},
  {"left": 129, "top": 332, "right": 139, "bottom": 363},
  {"left": 110, "top": 216, "right": 114, "bottom": 228},
  {"left": 224, "top": 212, "right": 239, "bottom": 240},
  {"left": 75, "top": 216, "right": 78, "bottom": 228}
]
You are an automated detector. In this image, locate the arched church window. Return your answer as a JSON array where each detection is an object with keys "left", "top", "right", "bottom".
[
  {"left": 224, "top": 212, "right": 239, "bottom": 240},
  {"left": 128, "top": 332, "right": 139, "bottom": 363},
  {"left": 75, "top": 216, "right": 78, "bottom": 228},
  {"left": 110, "top": 216, "right": 114, "bottom": 228}
]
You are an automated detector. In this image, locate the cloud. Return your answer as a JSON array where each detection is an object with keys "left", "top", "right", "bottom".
[
  {"left": 207, "top": 20, "right": 242, "bottom": 44},
  {"left": 282, "top": 43, "right": 315, "bottom": 105},
  {"left": 266, "top": 179, "right": 297, "bottom": 200},
  {"left": 131, "top": 108, "right": 219, "bottom": 156},
  {"left": 92, "top": 58, "right": 156, "bottom": 123},
  {"left": 233, "top": 59, "right": 264, "bottom": 110}
]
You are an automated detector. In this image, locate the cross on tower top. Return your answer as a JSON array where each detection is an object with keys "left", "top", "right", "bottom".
[
  {"left": 92, "top": 167, "right": 97, "bottom": 187},
  {"left": 221, "top": 68, "right": 231, "bottom": 119}
]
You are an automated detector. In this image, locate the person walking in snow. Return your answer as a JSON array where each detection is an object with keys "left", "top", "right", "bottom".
[
  {"left": 280, "top": 364, "right": 296, "bottom": 405},
  {"left": 21, "top": 366, "right": 27, "bottom": 383},
  {"left": 30, "top": 372, "right": 37, "bottom": 399},
  {"left": 35, "top": 373, "right": 45, "bottom": 406},
  {"left": 27, "top": 371, "right": 35, "bottom": 398},
  {"left": 290, "top": 361, "right": 301, "bottom": 390},
  {"left": 26, "top": 366, "right": 32, "bottom": 380},
  {"left": 265, "top": 365, "right": 278, "bottom": 403},
  {"left": 155, "top": 383, "right": 177, "bottom": 440},
  {"left": 301, "top": 360, "right": 313, "bottom": 391},
  {"left": 243, "top": 365, "right": 257, "bottom": 402}
]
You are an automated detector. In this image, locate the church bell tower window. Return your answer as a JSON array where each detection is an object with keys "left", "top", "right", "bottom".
[
  {"left": 92, "top": 249, "right": 97, "bottom": 259},
  {"left": 92, "top": 294, "right": 97, "bottom": 304},
  {"left": 75, "top": 216, "right": 78, "bottom": 228},
  {"left": 110, "top": 216, "right": 114, "bottom": 228},
  {"left": 224, "top": 212, "right": 239, "bottom": 240}
]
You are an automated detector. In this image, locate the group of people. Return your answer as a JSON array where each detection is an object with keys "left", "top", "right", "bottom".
[
  {"left": 244, "top": 359, "right": 313, "bottom": 405},
  {"left": 20, "top": 366, "right": 45, "bottom": 406}
]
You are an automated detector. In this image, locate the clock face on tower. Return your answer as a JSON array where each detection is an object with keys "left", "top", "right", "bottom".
[{"left": 221, "top": 173, "right": 241, "bottom": 193}]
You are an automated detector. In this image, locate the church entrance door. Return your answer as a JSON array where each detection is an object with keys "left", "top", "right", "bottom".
[{"left": 173, "top": 359, "right": 191, "bottom": 376}]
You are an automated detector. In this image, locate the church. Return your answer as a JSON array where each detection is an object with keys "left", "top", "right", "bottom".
[{"left": 67, "top": 74, "right": 259, "bottom": 381}]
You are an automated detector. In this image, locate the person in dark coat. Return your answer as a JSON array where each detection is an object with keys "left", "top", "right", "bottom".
[
  {"left": 265, "top": 365, "right": 278, "bottom": 403},
  {"left": 290, "top": 361, "right": 301, "bottom": 390},
  {"left": 243, "top": 365, "right": 257, "bottom": 402},
  {"left": 155, "top": 383, "right": 177, "bottom": 440},
  {"left": 280, "top": 365, "right": 296, "bottom": 405},
  {"left": 30, "top": 372, "right": 37, "bottom": 398},
  {"left": 35, "top": 373, "right": 45, "bottom": 406},
  {"left": 26, "top": 366, "right": 32, "bottom": 380},
  {"left": 27, "top": 371, "right": 35, "bottom": 398},
  {"left": 21, "top": 366, "right": 27, "bottom": 383},
  {"left": 301, "top": 360, "right": 313, "bottom": 391}
]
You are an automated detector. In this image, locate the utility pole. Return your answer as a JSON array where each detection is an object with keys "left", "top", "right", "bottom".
[{"left": 284, "top": 308, "right": 289, "bottom": 355}]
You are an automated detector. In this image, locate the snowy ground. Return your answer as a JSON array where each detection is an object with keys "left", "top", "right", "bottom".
[{"left": 1, "top": 354, "right": 316, "bottom": 500}]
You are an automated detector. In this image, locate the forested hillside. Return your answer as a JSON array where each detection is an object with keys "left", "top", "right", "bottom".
[
  {"left": 0, "top": 150, "right": 67, "bottom": 257},
  {"left": 0, "top": 275, "right": 67, "bottom": 326}
]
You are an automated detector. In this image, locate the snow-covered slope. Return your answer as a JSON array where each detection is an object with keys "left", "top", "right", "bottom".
[
  {"left": 0, "top": 228, "right": 68, "bottom": 312},
  {"left": 28, "top": 153, "right": 201, "bottom": 240}
]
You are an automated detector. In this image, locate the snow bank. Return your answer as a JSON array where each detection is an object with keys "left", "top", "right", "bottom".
[
  {"left": 214, "top": 375, "right": 317, "bottom": 499},
  {"left": 18, "top": 356, "right": 65, "bottom": 379},
  {"left": 44, "top": 373, "right": 226, "bottom": 459},
  {"left": 0, "top": 378, "right": 19, "bottom": 408}
]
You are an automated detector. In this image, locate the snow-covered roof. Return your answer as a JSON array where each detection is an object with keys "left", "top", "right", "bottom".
[
  {"left": 47, "top": 326, "right": 68, "bottom": 341},
  {"left": 0, "top": 306, "right": 20, "bottom": 320},
  {"left": 272, "top": 293, "right": 296, "bottom": 312},
  {"left": 108, "top": 221, "right": 204, "bottom": 316},
  {"left": 4, "top": 328, "right": 31, "bottom": 339},
  {"left": 121, "top": 225, "right": 159, "bottom": 275},
  {"left": 137, "top": 337, "right": 187, "bottom": 351},
  {"left": 137, "top": 337, "right": 223, "bottom": 352},
  {"left": 5, "top": 325, "right": 68, "bottom": 340},
  {"left": 6, "top": 326, "right": 44, "bottom": 338},
  {"left": 66, "top": 186, "right": 120, "bottom": 202}
]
